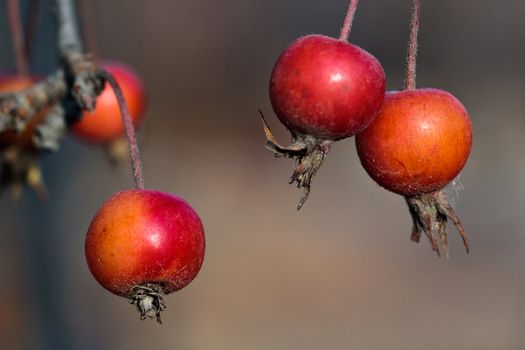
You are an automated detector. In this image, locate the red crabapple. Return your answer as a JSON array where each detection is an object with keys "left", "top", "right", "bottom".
[
  {"left": 263, "top": 34, "right": 385, "bottom": 209},
  {"left": 71, "top": 62, "right": 146, "bottom": 144},
  {"left": 356, "top": 88, "right": 472, "bottom": 256},
  {"left": 85, "top": 189, "right": 205, "bottom": 322},
  {"left": 0, "top": 74, "right": 34, "bottom": 92}
]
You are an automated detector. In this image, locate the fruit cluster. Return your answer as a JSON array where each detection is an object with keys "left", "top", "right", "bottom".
[
  {"left": 0, "top": 0, "right": 206, "bottom": 323},
  {"left": 1, "top": 0, "right": 473, "bottom": 326},
  {"left": 263, "top": 0, "right": 472, "bottom": 257}
]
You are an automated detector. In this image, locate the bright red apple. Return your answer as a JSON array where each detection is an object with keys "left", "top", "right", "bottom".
[
  {"left": 270, "top": 34, "right": 385, "bottom": 140},
  {"left": 85, "top": 189, "right": 205, "bottom": 322}
]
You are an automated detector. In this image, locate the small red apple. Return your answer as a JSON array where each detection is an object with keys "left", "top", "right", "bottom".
[
  {"left": 71, "top": 62, "right": 147, "bottom": 144},
  {"left": 356, "top": 88, "right": 472, "bottom": 196},
  {"left": 270, "top": 34, "right": 386, "bottom": 140},
  {"left": 264, "top": 34, "right": 386, "bottom": 208},
  {"left": 356, "top": 88, "right": 472, "bottom": 256},
  {"left": 85, "top": 189, "right": 205, "bottom": 322}
]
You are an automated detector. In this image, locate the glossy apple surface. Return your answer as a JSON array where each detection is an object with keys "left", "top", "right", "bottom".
[
  {"left": 71, "top": 62, "right": 147, "bottom": 144},
  {"left": 85, "top": 189, "right": 205, "bottom": 296},
  {"left": 270, "top": 34, "right": 385, "bottom": 140},
  {"left": 356, "top": 88, "right": 472, "bottom": 196}
]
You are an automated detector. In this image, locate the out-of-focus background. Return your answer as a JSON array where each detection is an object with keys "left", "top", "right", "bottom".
[{"left": 1, "top": 0, "right": 525, "bottom": 349}]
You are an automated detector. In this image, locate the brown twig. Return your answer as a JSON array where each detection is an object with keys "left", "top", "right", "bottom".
[
  {"left": 0, "top": 72, "right": 68, "bottom": 135},
  {"left": 55, "top": 0, "right": 102, "bottom": 111},
  {"left": 0, "top": 0, "right": 104, "bottom": 199},
  {"left": 0, "top": 0, "right": 103, "bottom": 132}
]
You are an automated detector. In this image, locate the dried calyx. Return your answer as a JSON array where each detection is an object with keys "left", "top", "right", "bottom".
[
  {"left": 129, "top": 283, "right": 166, "bottom": 324},
  {"left": 406, "top": 189, "right": 469, "bottom": 259},
  {"left": 261, "top": 113, "right": 333, "bottom": 210},
  {"left": 0, "top": 148, "right": 47, "bottom": 201}
]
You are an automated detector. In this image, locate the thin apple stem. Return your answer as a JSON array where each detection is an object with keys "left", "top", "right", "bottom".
[
  {"left": 25, "top": 0, "right": 40, "bottom": 60},
  {"left": 7, "top": 0, "right": 30, "bottom": 77},
  {"left": 99, "top": 70, "right": 145, "bottom": 190},
  {"left": 404, "top": 0, "right": 421, "bottom": 90},
  {"left": 339, "top": 0, "right": 359, "bottom": 41}
]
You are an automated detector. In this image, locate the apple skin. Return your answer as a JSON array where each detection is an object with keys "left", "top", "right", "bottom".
[
  {"left": 356, "top": 88, "right": 472, "bottom": 196},
  {"left": 85, "top": 189, "right": 205, "bottom": 297},
  {"left": 270, "top": 34, "right": 386, "bottom": 140},
  {"left": 0, "top": 74, "right": 34, "bottom": 92},
  {"left": 71, "top": 62, "right": 147, "bottom": 144}
]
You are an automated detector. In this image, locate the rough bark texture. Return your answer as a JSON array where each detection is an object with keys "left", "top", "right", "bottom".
[{"left": 0, "top": 0, "right": 104, "bottom": 198}]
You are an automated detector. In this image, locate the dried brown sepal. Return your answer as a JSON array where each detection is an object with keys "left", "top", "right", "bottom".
[
  {"left": 129, "top": 283, "right": 166, "bottom": 324},
  {"left": 260, "top": 111, "right": 333, "bottom": 210},
  {"left": 0, "top": 148, "right": 47, "bottom": 201},
  {"left": 0, "top": 104, "right": 64, "bottom": 200},
  {"left": 26, "top": 164, "right": 48, "bottom": 200},
  {"left": 105, "top": 137, "right": 131, "bottom": 165},
  {"left": 405, "top": 189, "right": 470, "bottom": 259}
]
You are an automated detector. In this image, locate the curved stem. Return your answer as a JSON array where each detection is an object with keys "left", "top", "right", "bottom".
[
  {"left": 404, "top": 0, "right": 421, "bottom": 90},
  {"left": 7, "top": 0, "right": 30, "bottom": 77},
  {"left": 99, "top": 70, "right": 145, "bottom": 189},
  {"left": 339, "top": 0, "right": 359, "bottom": 41}
]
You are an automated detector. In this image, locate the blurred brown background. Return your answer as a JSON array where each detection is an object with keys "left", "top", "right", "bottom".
[{"left": 1, "top": 0, "right": 525, "bottom": 349}]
